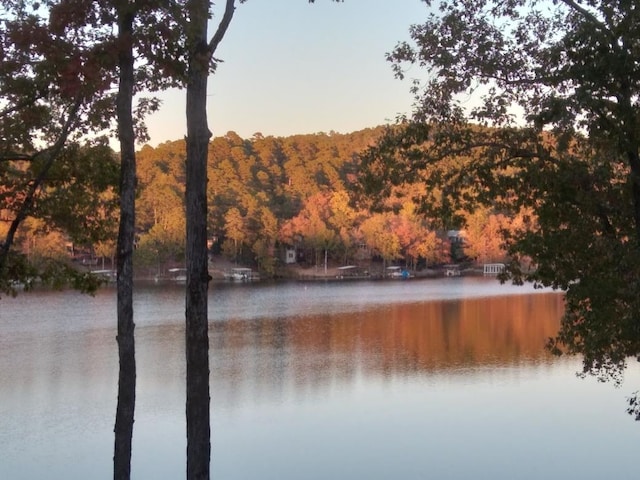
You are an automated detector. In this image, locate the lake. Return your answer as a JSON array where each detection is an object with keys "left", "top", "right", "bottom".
[{"left": 1, "top": 277, "right": 639, "bottom": 479}]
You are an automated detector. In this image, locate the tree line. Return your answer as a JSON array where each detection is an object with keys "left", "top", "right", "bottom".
[
  {"left": 146, "top": 128, "right": 527, "bottom": 273},
  {"left": 2, "top": 126, "right": 529, "bottom": 278}
]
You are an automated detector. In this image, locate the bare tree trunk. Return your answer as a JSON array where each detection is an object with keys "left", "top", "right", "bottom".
[
  {"left": 113, "top": 5, "right": 137, "bottom": 479},
  {"left": 185, "top": 3, "right": 211, "bottom": 479},
  {"left": 185, "top": 78, "right": 211, "bottom": 479},
  {"left": 626, "top": 151, "right": 640, "bottom": 248},
  {"left": 184, "top": 2, "right": 236, "bottom": 477}
]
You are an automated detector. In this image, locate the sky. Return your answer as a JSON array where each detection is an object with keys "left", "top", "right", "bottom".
[{"left": 142, "top": 0, "right": 431, "bottom": 146}]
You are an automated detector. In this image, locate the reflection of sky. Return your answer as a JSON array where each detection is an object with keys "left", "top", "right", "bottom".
[
  {"left": 207, "top": 277, "right": 557, "bottom": 322},
  {"left": 1, "top": 282, "right": 639, "bottom": 479},
  {"left": 211, "top": 360, "right": 640, "bottom": 480}
]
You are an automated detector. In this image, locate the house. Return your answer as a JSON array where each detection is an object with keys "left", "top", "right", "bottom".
[{"left": 284, "top": 248, "right": 297, "bottom": 264}]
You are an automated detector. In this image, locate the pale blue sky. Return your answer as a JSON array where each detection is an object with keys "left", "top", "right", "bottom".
[{"left": 143, "top": 0, "right": 430, "bottom": 145}]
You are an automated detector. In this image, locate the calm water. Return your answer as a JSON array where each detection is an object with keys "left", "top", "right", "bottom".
[{"left": 1, "top": 277, "right": 639, "bottom": 479}]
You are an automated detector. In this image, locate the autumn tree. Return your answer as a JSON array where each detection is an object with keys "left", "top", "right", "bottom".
[
  {"left": 392, "top": 202, "right": 445, "bottom": 269},
  {"left": 222, "top": 206, "right": 246, "bottom": 261},
  {"left": 327, "top": 189, "right": 358, "bottom": 263},
  {"left": 280, "top": 192, "right": 338, "bottom": 269},
  {"left": 181, "top": 1, "right": 239, "bottom": 477},
  {"left": 137, "top": 143, "right": 188, "bottom": 270},
  {"left": 251, "top": 205, "right": 279, "bottom": 274},
  {"left": 359, "top": 212, "right": 402, "bottom": 269},
  {"left": 360, "top": 0, "right": 640, "bottom": 393},
  {"left": 2, "top": 4, "right": 125, "bottom": 477},
  {"left": 2, "top": 1, "right": 182, "bottom": 476},
  {"left": 181, "top": 2, "right": 348, "bottom": 471},
  {"left": 462, "top": 208, "right": 508, "bottom": 264},
  {"left": 110, "top": 1, "right": 179, "bottom": 475},
  {"left": 0, "top": 0, "right": 119, "bottom": 293}
]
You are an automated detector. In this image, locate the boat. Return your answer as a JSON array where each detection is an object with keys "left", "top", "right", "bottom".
[
  {"left": 167, "top": 268, "right": 187, "bottom": 282},
  {"left": 385, "top": 266, "right": 411, "bottom": 279},
  {"left": 443, "top": 264, "right": 461, "bottom": 277},
  {"left": 336, "top": 265, "right": 369, "bottom": 279},
  {"left": 224, "top": 267, "right": 258, "bottom": 281},
  {"left": 90, "top": 269, "right": 117, "bottom": 282}
]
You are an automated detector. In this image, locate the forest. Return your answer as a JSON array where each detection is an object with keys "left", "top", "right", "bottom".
[{"left": 1, "top": 125, "right": 526, "bottom": 280}]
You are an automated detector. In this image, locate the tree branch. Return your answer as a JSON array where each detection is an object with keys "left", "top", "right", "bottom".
[
  {"left": 0, "top": 153, "right": 36, "bottom": 162},
  {"left": 207, "top": 0, "right": 237, "bottom": 59},
  {"left": 0, "top": 96, "right": 83, "bottom": 273},
  {"left": 0, "top": 91, "right": 48, "bottom": 119},
  {"left": 558, "top": 0, "right": 614, "bottom": 39}
]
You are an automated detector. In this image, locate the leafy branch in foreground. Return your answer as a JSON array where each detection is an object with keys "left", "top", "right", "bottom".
[
  {"left": 361, "top": 0, "right": 640, "bottom": 388},
  {"left": 0, "top": 0, "right": 119, "bottom": 293}
]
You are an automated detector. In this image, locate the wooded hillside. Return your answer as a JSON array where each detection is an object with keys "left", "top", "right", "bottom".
[{"left": 2, "top": 126, "right": 520, "bottom": 279}]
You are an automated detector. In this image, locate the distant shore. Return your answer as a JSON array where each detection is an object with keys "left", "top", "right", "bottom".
[
  {"left": 103, "top": 256, "right": 496, "bottom": 283},
  {"left": 204, "top": 256, "right": 489, "bottom": 283}
]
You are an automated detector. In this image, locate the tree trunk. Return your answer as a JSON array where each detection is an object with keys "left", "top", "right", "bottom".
[
  {"left": 185, "top": 3, "right": 211, "bottom": 478},
  {"left": 183, "top": 2, "right": 236, "bottom": 477},
  {"left": 626, "top": 150, "right": 640, "bottom": 248},
  {"left": 113, "top": 6, "right": 137, "bottom": 480}
]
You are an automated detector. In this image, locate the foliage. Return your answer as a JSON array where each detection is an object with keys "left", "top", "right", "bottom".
[
  {"left": 0, "top": 0, "right": 159, "bottom": 295},
  {"left": 2, "top": 121, "right": 533, "bottom": 284},
  {"left": 358, "top": 0, "right": 640, "bottom": 386},
  {"left": 137, "top": 128, "right": 395, "bottom": 271},
  {"left": 34, "top": 141, "right": 120, "bottom": 245},
  {"left": 1, "top": 139, "right": 120, "bottom": 295},
  {"left": 359, "top": 212, "right": 401, "bottom": 265},
  {"left": 13, "top": 126, "right": 463, "bottom": 276}
]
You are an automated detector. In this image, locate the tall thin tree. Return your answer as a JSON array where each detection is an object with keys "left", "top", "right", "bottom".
[
  {"left": 113, "top": 1, "right": 137, "bottom": 478},
  {"left": 183, "top": 3, "right": 342, "bottom": 476},
  {"left": 184, "top": 0, "right": 237, "bottom": 477}
]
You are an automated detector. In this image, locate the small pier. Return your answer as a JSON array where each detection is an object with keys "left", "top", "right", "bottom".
[{"left": 483, "top": 263, "right": 505, "bottom": 276}]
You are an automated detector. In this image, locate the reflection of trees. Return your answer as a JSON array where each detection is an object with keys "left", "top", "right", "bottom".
[
  {"left": 11, "top": 291, "right": 563, "bottom": 411},
  {"left": 209, "top": 293, "right": 564, "bottom": 406},
  {"left": 369, "top": 295, "right": 563, "bottom": 372}
]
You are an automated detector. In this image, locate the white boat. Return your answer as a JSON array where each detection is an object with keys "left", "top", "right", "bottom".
[
  {"left": 167, "top": 268, "right": 187, "bottom": 282},
  {"left": 386, "top": 266, "right": 412, "bottom": 279},
  {"left": 336, "top": 265, "right": 368, "bottom": 279},
  {"left": 90, "top": 269, "right": 117, "bottom": 282},
  {"left": 224, "top": 267, "right": 258, "bottom": 281},
  {"left": 444, "top": 265, "right": 461, "bottom": 277}
]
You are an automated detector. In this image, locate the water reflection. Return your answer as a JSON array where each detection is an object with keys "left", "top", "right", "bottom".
[
  {"left": 2, "top": 281, "right": 639, "bottom": 480},
  {"left": 209, "top": 293, "right": 564, "bottom": 410},
  {"left": 0, "top": 284, "right": 564, "bottom": 418}
]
